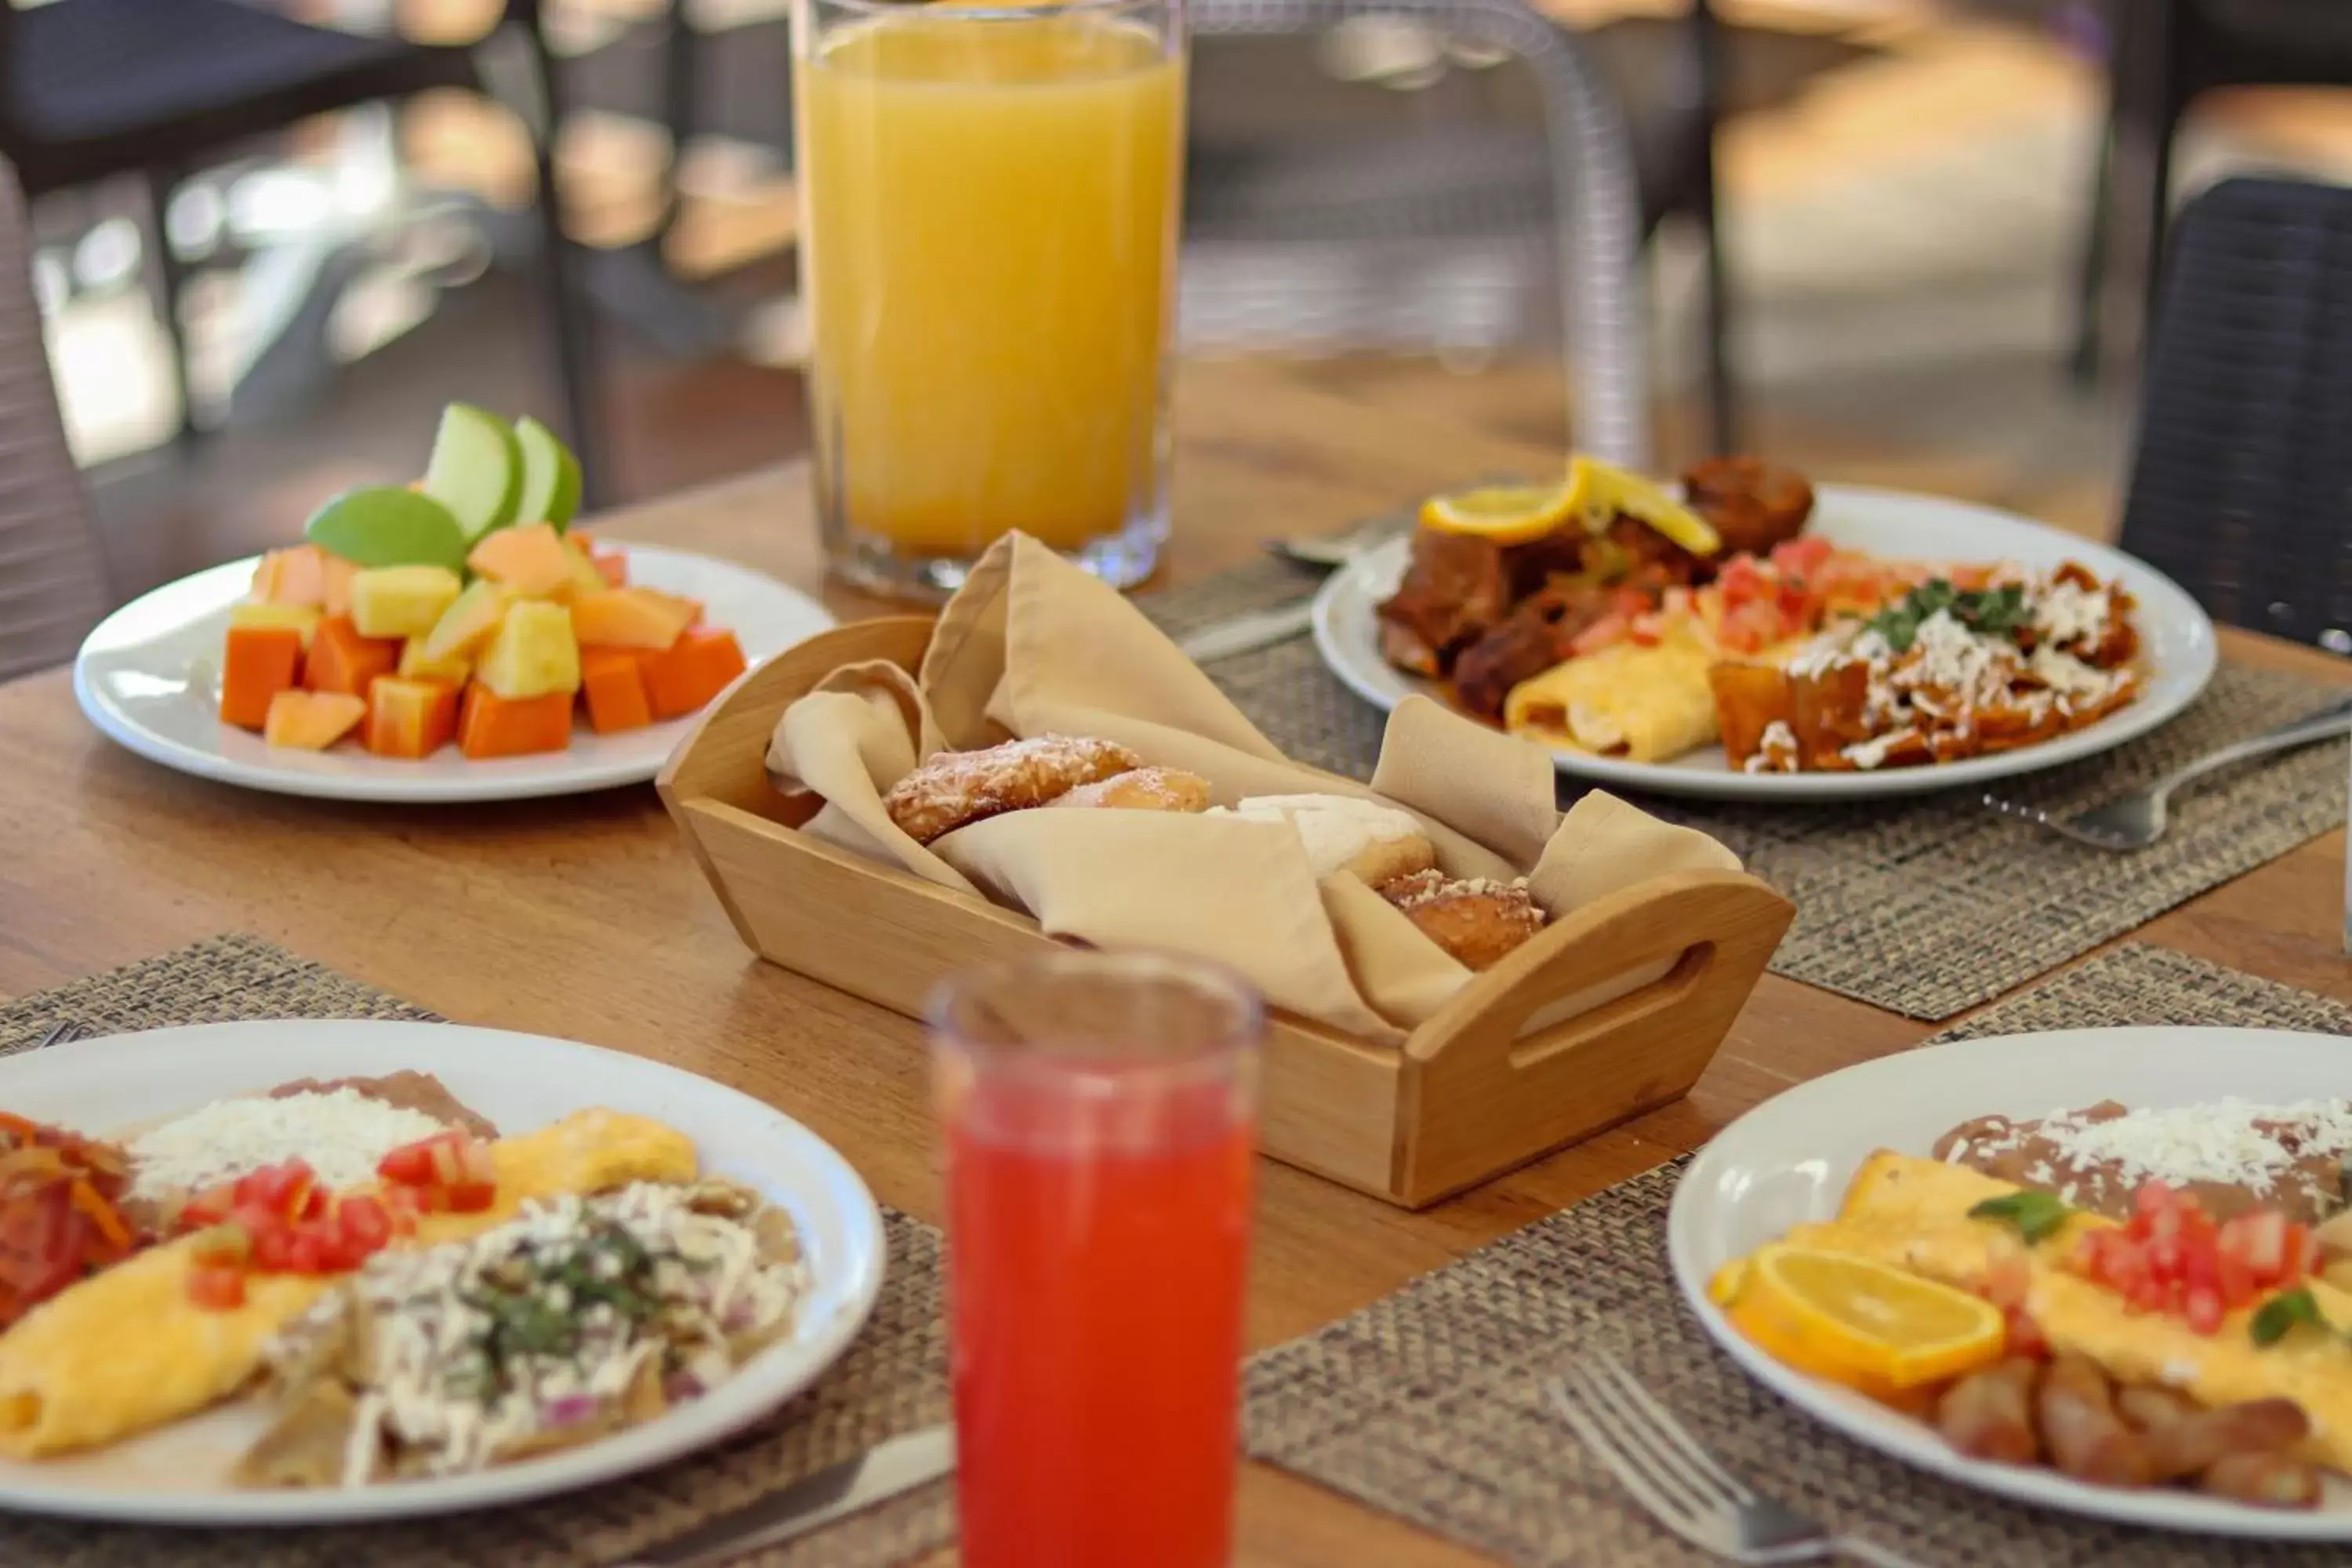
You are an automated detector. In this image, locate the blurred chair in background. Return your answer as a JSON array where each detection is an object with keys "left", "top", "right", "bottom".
[
  {"left": 1190, "top": 0, "right": 1653, "bottom": 468},
  {"left": 1181, "top": 0, "right": 1739, "bottom": 456},
  {"left": 2071, "top": 0, "right": 2352, "bottom": 384},
  {"left": 0, "top": 160, "right": 111, "bottom": 681},
  {"left": 2115, "top": 175, "right": 2352, "bottom": 652},
  {"left": 0, "top": 0, "right": 605, "bottom": 501}
]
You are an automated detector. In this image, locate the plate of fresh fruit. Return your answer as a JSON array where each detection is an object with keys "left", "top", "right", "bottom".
[{"left": 72, "top": 405, "right": 833, "bottom": 802}]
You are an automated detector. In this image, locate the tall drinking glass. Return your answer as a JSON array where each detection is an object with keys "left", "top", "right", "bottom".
[
  {"left": 793, "top": 0, "right": 1186, "bottom": 601},
  {"left": 931, "top": 953, "right": 1259, "bottom": 1568}
]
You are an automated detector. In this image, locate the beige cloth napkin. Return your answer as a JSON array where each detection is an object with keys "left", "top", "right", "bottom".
[{"left": 766, "top": 533, "right": 1740, "bottom": 1044}]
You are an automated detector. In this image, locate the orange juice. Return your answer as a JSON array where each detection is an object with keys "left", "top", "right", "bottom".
[{"left": 797, "top": 6, "right": 1185, "bottom": 566}]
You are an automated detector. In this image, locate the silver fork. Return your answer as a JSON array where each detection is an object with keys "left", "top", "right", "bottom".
[
  {"left": 1550, "top": 1355, "right": 1927, "bottom": 1567},
  {"left": 2, "top": 1021, "right": 89, "bottom": 1058},
  {"left": 1981, "top": 696, "right": 2352, "bottom": 851}
]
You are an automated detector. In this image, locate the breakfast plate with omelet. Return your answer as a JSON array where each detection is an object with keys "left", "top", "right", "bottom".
[
  {"left": 1314, "top": 467, "right": 2216, "bottom": 801},
  {"left": 1670, "top": 1025, "right": 2352, "bottom": 1539},
  {"left": 0, "top": 1019, "right": 884, "bottom": 1524}
]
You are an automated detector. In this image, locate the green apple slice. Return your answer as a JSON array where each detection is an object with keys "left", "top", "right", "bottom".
[
  {"left": 421, "top": 403, "right": 523, "bottom": 542},
  {"left": 513, "top": 416, "right": 583, "bottom": 532},
  {"left": 304, "top": 486, "right": 469, "bottom": 572}
]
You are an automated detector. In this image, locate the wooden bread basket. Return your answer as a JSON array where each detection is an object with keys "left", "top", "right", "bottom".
[{"left": 660, "top": 616, "right": 1795, "bottom": 1208}]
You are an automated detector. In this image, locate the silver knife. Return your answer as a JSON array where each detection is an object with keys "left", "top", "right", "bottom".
[
  {"left": 620, "top": 1425, "right": 956, "bottom": 1567},
  {"left": 1177, "top": 597, "right": 1317, "bottom": 664}
]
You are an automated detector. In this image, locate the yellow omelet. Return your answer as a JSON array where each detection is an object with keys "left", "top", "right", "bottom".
[
  {"left": 0, "top": 1108, "right": 696, "bottom": 1458},
  {"left": 1504, "top": 625, "right": 1718, "bottom": 763},
  {"left": 1795, "top": 1152, "right": 2352, "bottom": 1472}
]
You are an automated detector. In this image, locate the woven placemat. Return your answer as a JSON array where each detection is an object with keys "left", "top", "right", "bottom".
[
  {"left": 1140, "top": 562, "right": 2350, "bottom": 1021},
  {"left": 0, "top": 935, "right": 953, "bottom": 1568},
  {"left": 1244, "top": 942, "right": 2352, "bottom": 1567}
]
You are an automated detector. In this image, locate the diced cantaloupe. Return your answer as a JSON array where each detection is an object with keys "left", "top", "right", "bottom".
[
  {"left": 228, "top": 601, "right": 323, "bottom": 651},
  {"left": 249, "top": 546, "right": 330, "bottom": 608},
  {"left": 363, "top": 677, "right": 460, "bottom": 759},
  {"left": 634, "top": 587, "right": 704, "bottom": 627},
  {"left": 568, "top": 587, "right": 695, "bottom": 651},
  {"left": 320, "top": 554, "right": 358, "bottom": 619},
  {"left": 459, "top": 684, "right": 572, "bottom": 759},
  {"left": 466, "top": 521, "right": 575, "bottom": 599},
  {"left": 641, "top": 627, "right": 747, "bottom": 719},
  {"left": 349, "top": 565, "right": 463, "bottom": 640},
  {"left": 593, "top": 553, "right": 628, "bottom": 589},
  {"left": 397, "top": 636, "right": 471, "bottom": 687},
  {"left": 475, "top": 598, "right": 580, "bottom": 699},
  {"left": 302, "top": 616, "right": 401, "bottom": 698},
  {"left": 220, "top": 625, "right": 305, "bottom": 730},
  {"left": 554, "top": 541, "right": 607, "bottom": 602},
  {"left": 420, "top": 579, "right": 508, "bottom": 665},
  {"left": 579, "top": 646, "right": 653, "bottom": 734},
  {"left": 263, "top": 689, "right": 367, "bottom": 750}
]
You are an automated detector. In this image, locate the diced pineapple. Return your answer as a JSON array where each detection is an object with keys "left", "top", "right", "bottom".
[
  {"left": 349, "top": 565, "right": 464, "bottom": 641},
  {"left": 554, "top": 539, "right": 607, "bottom": 601},
  {"left": 475, "top": 598, "right": 581, "bottom": 699},
  {"left": 228, "top": 601, "right": 324, "bottom": 650},
  {"left": 419, "top": 579, "right": 509, "bottom": 664},
  {"left": 397, "top": 635, "right": 472, "bottom": 686}
]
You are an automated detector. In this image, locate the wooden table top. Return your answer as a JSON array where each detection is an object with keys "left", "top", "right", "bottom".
[{"left": 4, "top": 357, "right": 2350, "bottom": 1566}]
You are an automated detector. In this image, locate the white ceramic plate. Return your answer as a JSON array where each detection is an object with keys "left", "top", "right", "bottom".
[
  {"left": 74, "top": 546, "right": 834, "bottom": 803},
  {"left": 1312, "top": 484, "right": 2219, "bottom": 800},
  {"left": 0, "top": 1020, "right": 885, "bottom": 1525},
  {"left": 1669, "top": 1027, "right": 2352, "bottom": 1540}
]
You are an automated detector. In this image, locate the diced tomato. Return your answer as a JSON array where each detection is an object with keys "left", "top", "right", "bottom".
[
  {"left": 457, "top": 1139, "right": 496, "bottom": 1185},
  {"left": 2234, "top": 1210, "right": 2287, "bottom": 1277},
  {"left": 285, "top": 1229, "right": 333, "bottom": 1275},
  {"left": 2184, "top": 1285, "right": 2224, "bottom": 1335},
  {"left": 337, "top": 1196, "right": 392, "bottom": 1252},
  {"left": 2217, "top": 1250, "right": 2258, "bottom": 1310},
  {"left": 1609, "top": 586, "right": 1652, "bottom": 619},
  {"left": 378, "top": 1136, "right": 448, "bottom": 1186},
  {"left": 2286, "top": 1222, "right": 2321, "bottom": 1283},
  {"left": 2004, "top": 1307, "right": 2049, "bottom": 1360},
  {"left": 187, "top": 1262, "right": 246, "bottom": 1311},
  {"left": 428, "top": 1138, "right": 464, "bottom": 1186},
  {"left": 251, "top": 1225, "right": 294, "bottom": 1272},
  {"left": 188, "top": 1222, "right": 250, "bottom": 1268},
  {"left": 443, "top": 1179, "right": 496, "bottom": 1214},
  {"left": 235, "top": 1161, "right": 314, "bottom": 1221},
  {"left": 380, "top": 1185, "right": 421, "bottom": 1235},
  {"left": 177, "top": 1183, "right": 237, "bottom": 1232},
  {"left": 1770, "top": 535, "right": 1836, "bottom": 579},
  {"left": 1567, "top": 614, "right": 1629, "bottom": 657}
]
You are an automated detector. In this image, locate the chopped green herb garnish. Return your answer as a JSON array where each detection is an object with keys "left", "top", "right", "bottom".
[
  {"left": 1866, "top": 579, "right": 2031, "bottom": 653},
  {"left": 1967, "top": 1190, "right": 2074, "bottom": 1245},
  {"left": 2252, "top": 1287, "right": 2327, "bottom": 1348}
]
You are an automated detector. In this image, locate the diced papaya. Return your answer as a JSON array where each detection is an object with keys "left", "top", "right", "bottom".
[
  {"left": 641, "top": 627, "right": 747, "bottom": 720},
  {"left": 220, "top": 625, "right": 305, "bottom": 730},
  {"left": 458, "top": 684, "right": 574, "bottom": 760},
  {"left": 578, "top": 646, "right": 653, "bottom": 734},
  {"left": 397, "top": 635, "right": 471, "bottom": 687},
  {"left": 302, "top": 615, "right": 400, "bottom": 698},
  {"left": 363, "top": 677, "right": 460, "bottom": 759},
  {"left": 228, "top": 601, "right": 323, "bottom": 651},
  {"left": 593, "top": 553, "right": 627, "bottom": 589},
  {"left": 466, "top": 521, "right": 575, "bottom": 599},
  {"left": 249, "top": 545, "right": 329, "bottom": 608},
  {"left": 263, "top": 689, "right": 367, "bottom": 750},
  {"left": 568, "top": 587, "right": 695, "bottom": 651}
]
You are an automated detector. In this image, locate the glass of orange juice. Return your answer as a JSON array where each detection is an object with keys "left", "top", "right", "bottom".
[{"left": 793, "top": 0, "right": 1187, "bottom": 600}]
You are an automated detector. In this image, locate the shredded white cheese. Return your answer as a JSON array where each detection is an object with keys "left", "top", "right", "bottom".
[
  {"left": 1995, "top": 1099, "right": 2352, "bottom": 1197},
  {"left": 128, "top": 1090, "right": 449, "bottom": 1200}
]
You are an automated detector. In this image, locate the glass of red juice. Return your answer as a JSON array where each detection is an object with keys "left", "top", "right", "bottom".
[{"left": 931, "top": 951, "right": 1261, "bottom": 1568}]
